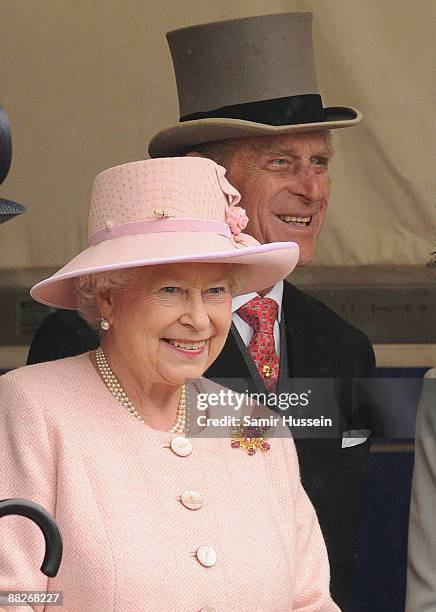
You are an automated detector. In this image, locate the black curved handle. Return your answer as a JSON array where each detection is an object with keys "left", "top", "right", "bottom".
[
  {"left": 0, "top": 498, "right": 63, "bottom": 577},
  {"left": 0, "top": 106, "right": 12, "bottom": 186}
]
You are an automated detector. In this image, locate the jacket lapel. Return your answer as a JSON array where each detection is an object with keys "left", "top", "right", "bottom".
[
  {"left": 205, "top": 323, "right": 251, "bottom": 380},
  {"left": 282, "top": 281, "right": 338, "bottom": 378},
  {"left": 282, "top": 282, "right": 347, "bottom": 437}
]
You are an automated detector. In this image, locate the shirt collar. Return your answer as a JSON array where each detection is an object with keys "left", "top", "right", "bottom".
[{"left": 232, "top": 280, "right": 283, "bottom": 322}]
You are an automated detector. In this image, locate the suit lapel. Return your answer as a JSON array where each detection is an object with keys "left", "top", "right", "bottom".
[
  {"left": 282, "top": 282, "right": 347, "bottom": 437},
  {"left": 205, "top": 323, "right": 251, "bottom": 380},
  {"left": 206, "top": 323, "right": 269, "bottom": 395},
  {"left": 229, "top": 323, "right": 268, "bottom": 393},
  {"left": 282, "top": 281, "right": 338, "bottom": 378}
]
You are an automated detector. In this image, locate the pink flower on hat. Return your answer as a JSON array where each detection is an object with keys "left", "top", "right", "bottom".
[
  {"left": 214, "top": 164, "right": 248, "bottom": 235},
  {"left": 215, "top": 163, "right": 241, "bottom": 206},
  {"left": 225, "top": 205, "right": 249, "bottom": 236}
]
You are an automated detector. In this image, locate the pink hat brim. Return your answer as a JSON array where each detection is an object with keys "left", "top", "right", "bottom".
[{"left": 30, "top": 231, "right": 299, "bottom": 309}]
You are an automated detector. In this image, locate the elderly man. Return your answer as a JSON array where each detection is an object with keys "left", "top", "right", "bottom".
[
  {"left": 27, "top": 13, "right": 375, "bottom": 610},
  {"left": 147, "top": 15, "right": 375, "bottom": 609}
]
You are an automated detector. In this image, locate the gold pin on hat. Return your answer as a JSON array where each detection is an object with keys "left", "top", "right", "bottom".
[{"left": 154, "top": 208, "right": 175, "bottom": 219}]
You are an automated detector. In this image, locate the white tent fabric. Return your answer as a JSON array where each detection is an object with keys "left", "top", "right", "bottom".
[{"left": 0, "top": 0, "right": 434, "bottom": 269}]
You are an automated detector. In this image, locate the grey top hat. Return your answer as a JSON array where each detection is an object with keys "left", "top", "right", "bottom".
[
  {"left": 149, "top": 12, "right": 362, "bottom": 158},
  {"left": 0, "top": 105, "right": 26, "bottom": 224}
]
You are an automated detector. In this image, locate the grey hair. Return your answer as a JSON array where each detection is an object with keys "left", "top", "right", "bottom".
[
  {"left": 188, "top": 139, "right": 242, "bottom": 167},
  {"left": 73, "top": 268, "right": 140, "bottom": 330},
  {"left": 73, "top": 263, "right": 241, "bottom": 331}
]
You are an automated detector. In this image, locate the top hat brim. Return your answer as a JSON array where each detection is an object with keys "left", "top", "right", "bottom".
[
  {"left": 0, "top": 198, "right": 26, "bottom": 224},
  {"left": 148, "top": 106, "right": 362, "bottom": 158}
]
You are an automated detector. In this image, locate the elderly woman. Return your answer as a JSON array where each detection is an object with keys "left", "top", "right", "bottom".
[{"left": 0, "top": 157, "right": 338, "bottom": 611}]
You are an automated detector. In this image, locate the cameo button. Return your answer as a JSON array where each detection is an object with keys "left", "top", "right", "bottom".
[
  {"left": 196, "top": 545, "right": 217, "bottom": 567},
  {"left": 170, "top": 436, "right": 192, "bottom": 457},
  {"left": 180, "top": 490, "right": 203, "bottom": 510}
]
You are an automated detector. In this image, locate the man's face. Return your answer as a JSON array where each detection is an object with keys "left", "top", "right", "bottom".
[{"left": 224, "top": 131, "right": 332, "bottom": 266}]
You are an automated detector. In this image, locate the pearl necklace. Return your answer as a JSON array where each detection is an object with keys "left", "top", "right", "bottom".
[{"left": 95, "top": 346, "right": 186, "bottom": 435}]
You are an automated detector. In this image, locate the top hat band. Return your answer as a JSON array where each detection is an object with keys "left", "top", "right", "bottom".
[{"left": 180, "top": 94, "right": 326, "bottom": 126}]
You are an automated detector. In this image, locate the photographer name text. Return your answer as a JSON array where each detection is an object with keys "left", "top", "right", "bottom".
[{"left": 196, "top": 415, "right": 333, "bottom": 428}]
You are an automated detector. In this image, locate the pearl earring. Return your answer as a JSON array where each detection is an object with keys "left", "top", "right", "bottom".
[{"left": 100, "top": 318, "right": 111, "bottom": 331}]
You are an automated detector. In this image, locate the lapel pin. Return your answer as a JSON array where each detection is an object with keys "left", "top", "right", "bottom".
[{"left": 262, "top": 364, "right": 272, "bottom": 378}]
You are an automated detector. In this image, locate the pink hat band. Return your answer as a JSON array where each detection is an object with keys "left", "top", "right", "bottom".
[
  {"left": 88, "top": 218, "right": 231, "bottom": 247},
  {"left": 30, "top": 157, "right": 299, "bottom": 309},
  {"left": 86, "top": 157, "right": 242, "bottom": 236}
]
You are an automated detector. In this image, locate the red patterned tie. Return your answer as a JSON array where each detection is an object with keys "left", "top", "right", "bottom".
[{"left": 237, "top": 297, "right": 279, "bottom": 391}]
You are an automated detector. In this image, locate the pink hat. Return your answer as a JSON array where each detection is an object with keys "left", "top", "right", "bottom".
[{"left": 31, "top": 158, "right": 299, "bottom": 309}]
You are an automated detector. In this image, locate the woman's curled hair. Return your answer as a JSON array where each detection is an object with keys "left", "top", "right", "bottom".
[{"left": 73, "top": 268, "right": 139, "bottom": 330}]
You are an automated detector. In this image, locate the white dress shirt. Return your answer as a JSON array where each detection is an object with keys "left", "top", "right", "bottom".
[{"left": 231, "top": 281, "right": 369, "bottom": 449}]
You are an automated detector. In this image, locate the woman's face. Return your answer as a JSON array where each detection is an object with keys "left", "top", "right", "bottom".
[{"left": 99, "top": 263, "right": 233, "bottom": 386}]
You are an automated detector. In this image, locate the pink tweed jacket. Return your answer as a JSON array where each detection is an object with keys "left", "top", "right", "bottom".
[{"left": 0, "top": 354, "right": 338, "bottom": 611}]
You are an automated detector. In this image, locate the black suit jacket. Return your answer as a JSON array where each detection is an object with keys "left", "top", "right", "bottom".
[{"left": 27, "top": 281, "right": 375, "bottom": 611}]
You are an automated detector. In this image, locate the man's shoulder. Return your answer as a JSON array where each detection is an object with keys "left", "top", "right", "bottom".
[
  {"left": 283, "top": 280, "right": 371, "bottom": 345},
  {"left": 283, "top": 280, "right": 346, "bottom": 321},
  {"left": 36, "top": 309, "right": 95, "bottom": 335},
  {"left": 27, "top": 309, "right": 99, "bottom": 364}
]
